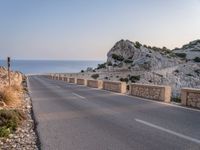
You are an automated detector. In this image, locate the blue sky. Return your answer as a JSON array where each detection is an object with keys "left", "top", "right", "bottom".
[{"left": 0, "top": 0, "right": 200, "bottom": 60}]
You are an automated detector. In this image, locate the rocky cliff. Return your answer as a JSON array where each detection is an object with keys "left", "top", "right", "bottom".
[
  {"left": 95, "top": 39, "right": 200, "bottom": 98},
  {"left": 107, "top": 40, "right": 180, "bottom": 71},
  {"left": 173, "top": 40, "right": 200, "bottom": 61}
]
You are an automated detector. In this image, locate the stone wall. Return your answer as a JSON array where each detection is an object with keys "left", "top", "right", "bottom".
[
  {"left": 77, "top": 79, "right": 86, "bottom": 85},
  {"left": 181, "top": 88, "right": 200, "bottom": 109},
  {"left": 103, "top": 81, "right": 127, "bottom": 94},
  {"left": 87, "top": 80, "right": 103, "bottom": 89},
  {"left": 129, "top": 83, "right": 171, "bottom": 102},
  {"left": 69, "top": 78, "right": 76, "bottom": 84},
  {"left": 63, "top": 77, "right": 68, "bottom": 82}
]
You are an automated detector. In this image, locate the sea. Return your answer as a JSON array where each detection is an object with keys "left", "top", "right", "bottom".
[{"left": 0, "top": 60, "right": 104, "bottom": 74}]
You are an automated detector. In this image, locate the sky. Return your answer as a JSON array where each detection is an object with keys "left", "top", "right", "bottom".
[{"left": 0, "top": 0, "right": 200, "bottom": 60}]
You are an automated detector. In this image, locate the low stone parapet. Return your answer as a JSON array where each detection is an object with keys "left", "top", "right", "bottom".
[
  {"left": 181, "top": 88, "right": 200, "bottom": 109},
  {"left": 129, "top": 83, "right": 171, "bottom": 102},
  {"left": 59, "top": 76, "right": 64, "bottom": 80},
  {"left": 69, "top": 78, "right": 76, "bottom": 84},
  {"left": 87, "top": 80, "right": 103, "bottom": 89},
  {"left": 63, "top": 77, "right": 68, "bottom": 82},
  {"left": 103, "top": 81, "right": 127, "bottom": 94},
  {"left": 77, "top": 79, "right": 87, "bottom": 85}
]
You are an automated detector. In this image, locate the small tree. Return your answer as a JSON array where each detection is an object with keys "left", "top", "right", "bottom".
[{"left": 135, "top": 41, "right": 142, "bottom": 48}]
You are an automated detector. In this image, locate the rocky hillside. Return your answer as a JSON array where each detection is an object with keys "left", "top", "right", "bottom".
[
  {"left": 173, "top": 40, "right": 200, "bottom": 61},
  {"left": 107, "top": 40, "right": 180, "bottom": 71},
  {"left": 92, "top": 39, "right": 200, "bottom": 98}
]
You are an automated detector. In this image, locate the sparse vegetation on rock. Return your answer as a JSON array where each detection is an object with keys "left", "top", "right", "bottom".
[
  {"left": 97, "top": 63, "right": 107, "bottom": 69},
  {"left": 193, "top": 57, "right": 200, "bottom": 62},
  {"left": 175, "top": 53, "right": 187, "bottom": 58},
  {"left": 112, "top": 54, "right": 124, "bottom": 61},
  {"left": 135, "top": 41, "right": 142, "bottom": 48},
  {"left": 0, "top": 109, "right": 26, "bottom": 137},
  {"left": 129, "top": 75, "right": 140, "bottom": 83},
  {"left": 91, "top": 74, "right": 99, "bottom": 79}
]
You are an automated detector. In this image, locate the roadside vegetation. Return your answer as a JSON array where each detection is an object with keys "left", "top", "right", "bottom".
[
  {"left": 0, "top": 109, "right": 26, "bottom": 137},
  {"left": 0, "top": 85, "right": 22, "bottom": 106},
  {"left": 0, "top": 82, "right": 26, "bottom": 137}
]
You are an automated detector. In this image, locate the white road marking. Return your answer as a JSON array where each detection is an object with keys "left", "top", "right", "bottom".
[
  {"left": 72, "top": 93, "right": 86, "bottom": 99},
  {"left": 135, "top": 118, "right": 200, "bottom": 144},
  {"left": 55, "top": 85, "right": 61, "bottom": 88}
]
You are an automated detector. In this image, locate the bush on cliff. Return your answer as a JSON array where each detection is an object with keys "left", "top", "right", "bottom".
[
  {"left": 112, "top": 54, "right": 124, "bottom": 61},
  {"left": 193, "top": 57, "right": 200, "bottom": 62},
  {"left": 129, "top": 75, "right": 141, "bottom": 83},
  {"left": 175, "top": 53, "right": 186, "bottom": 59},
  {"left": 97, "top": 63, "right": 107, "bottom": 69},
  {"left": 135, "top": 41, "right": 142, "bottom": 48},
  {"left": 91, "top": 74, "right": 99, "bottom": 79}
]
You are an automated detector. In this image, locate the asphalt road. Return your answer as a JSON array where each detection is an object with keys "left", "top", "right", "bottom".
[{"left": 28, "top": 75, "right": 200, "bottom": 150}]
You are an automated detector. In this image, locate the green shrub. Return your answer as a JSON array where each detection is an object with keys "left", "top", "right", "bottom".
[
  {"left": 97, "top": 63, "right": 106, "bottom": 69},
  {"left": 0, "top": 127, "right": 10, "bottom": 137},
  {"left": 91, "top": 74, "right": 99, "bottom": 79},
  {"left": 124, "top": 59, "right": 133, "bottom": 64},
  {"left": 135, "top": 41, "right": 142, "bottom": 48},
  {"left": 193, "top": 57, "right": 200, "bottom": 62},
  {"left": 112, "top": 54, "right": 124, "bottom": 61},
  {"left": 0, "top": 109, "right": 26, "bottom": 137},
  {"left": 194, "top": 69, "right": 200, "bottom": 74},
  {"left": 129, "top": 75, "right": 140, "bottom": 83},
  {"left": 175, "top": 53, "right": 186, "bottom": 58},
  {"left": 119, "top": 78, "right": 129, "bottom": 83},
  {"left": 174, "top": 70, "right": 179, "bottom": 73}
]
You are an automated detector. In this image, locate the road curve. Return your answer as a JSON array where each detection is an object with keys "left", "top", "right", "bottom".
[{"left": 28, "top": 75, "right": 200, "bottom": 150}]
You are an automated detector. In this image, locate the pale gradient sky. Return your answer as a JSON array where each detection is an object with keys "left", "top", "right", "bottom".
[{"left": 0, "top": 0, "right": 200, "bottom": 60}]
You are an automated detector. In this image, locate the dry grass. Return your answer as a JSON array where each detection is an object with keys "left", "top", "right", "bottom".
[{"left": 0, "top": 85, "right": 22, "bottom": 107}]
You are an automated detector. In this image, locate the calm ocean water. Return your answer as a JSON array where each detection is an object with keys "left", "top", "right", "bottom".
[{"left": 0, "top": 60, "right": 103, "bottom": 74}]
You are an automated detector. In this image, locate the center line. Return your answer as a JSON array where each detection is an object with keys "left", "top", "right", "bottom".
[
  {"left": 135, "top": 118, "right": 200, "bottom": 144},
  {"left": 72, "top": 93, "right": 86, "bottom": 99}
]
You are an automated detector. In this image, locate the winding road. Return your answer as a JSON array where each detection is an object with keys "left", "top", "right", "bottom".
[{"left": 28, "top": 75, "right": 200, "bottom": 150}]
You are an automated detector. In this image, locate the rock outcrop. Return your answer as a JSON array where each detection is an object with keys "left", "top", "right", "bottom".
[
  {"left": 173, "top": 40, "right": 200, "bottom": 60},
  {"left": 96, "top": 39, "right": 200, "bottom": 98},
  {"left": 107, "top": 40, "right": 179, "bottom": 71}
]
